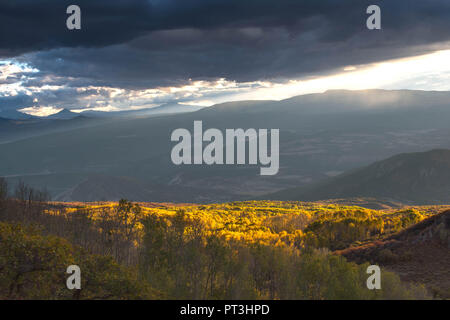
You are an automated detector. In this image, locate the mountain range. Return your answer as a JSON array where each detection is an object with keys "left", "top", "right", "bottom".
[
  {"left": 1, "top": 89, "right": 450, "bottom": 203},
  {"left": 0, "top": 103, "right": 204, "bottom": 144}
]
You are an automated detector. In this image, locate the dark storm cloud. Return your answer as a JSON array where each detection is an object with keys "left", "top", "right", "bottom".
[
  {"left": 0, "top": 0, "right": 355, "bottom": 56},
  {"left": 1, "top": 0, "right": 450, "bottom": 112},
  {"left": 0, "top": 0, "right": 151, "bottom": 57},
  {"left": 2, "top": 0, "right": 450, "bottom": 56}
]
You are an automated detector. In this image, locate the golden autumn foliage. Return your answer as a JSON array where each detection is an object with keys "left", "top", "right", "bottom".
[
  {"left": 48, "top": 200, "right": 429, "bottom": 251},
  {"left": 0, "top": 194, "right": 436, "bottom": 300}
]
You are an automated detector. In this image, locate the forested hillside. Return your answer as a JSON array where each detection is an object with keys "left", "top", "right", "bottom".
[
  {"left": 0, "top": 179, "right": 440, "bottom": 299},
  {"left": 270, "top": 149, "right": 450, "bottom": 204}
]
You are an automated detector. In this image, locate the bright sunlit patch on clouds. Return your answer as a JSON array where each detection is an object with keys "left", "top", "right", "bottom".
[
  {"left": 19, "top": 106, "right": 63, "bottom": 117},
  {"left": 227, "top": 50, "right": 450, "bottom": 102},
  {"left": 183, "top": 100, "right": 216, "bottom": 107},
  {"left": 0, "top": 60, "right": 38, "bottom": 97}
]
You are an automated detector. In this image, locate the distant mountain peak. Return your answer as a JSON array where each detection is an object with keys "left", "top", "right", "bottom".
[{"left": 45, "top": 108, "right": 79, "bottom": 120}]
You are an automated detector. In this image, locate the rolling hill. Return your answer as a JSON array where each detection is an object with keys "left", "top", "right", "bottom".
[
  {"left": 54, "top": 174, "right": 241, "bottom": 203},
  {"left": 268, "top": 149, "right": 450, "bottom": 204}
]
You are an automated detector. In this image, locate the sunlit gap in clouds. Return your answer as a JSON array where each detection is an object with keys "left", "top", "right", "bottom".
[
  {"left": 228, "top": 49, "right": 450, "bottom": 102},
  {"left": 0, "top": 60, "right": 39, "bottom": 97}
]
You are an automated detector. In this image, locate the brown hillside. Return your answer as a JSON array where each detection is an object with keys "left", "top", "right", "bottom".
[{"left": 336, "top": 210, "right": 450, "bottom": 298}]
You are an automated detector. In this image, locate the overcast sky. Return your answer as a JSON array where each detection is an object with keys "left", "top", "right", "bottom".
[{"left": 1, "top": 0, "right": 450, "bottom": 116}]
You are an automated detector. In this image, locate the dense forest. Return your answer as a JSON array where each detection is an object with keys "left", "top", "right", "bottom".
[{"left": 0, "top": 178, "right": 436, "bottom": 299}]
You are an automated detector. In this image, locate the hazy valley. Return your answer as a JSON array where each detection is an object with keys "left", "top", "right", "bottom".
[{"left": 2, "top": 89, "right": 450, "bottom": 204}]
